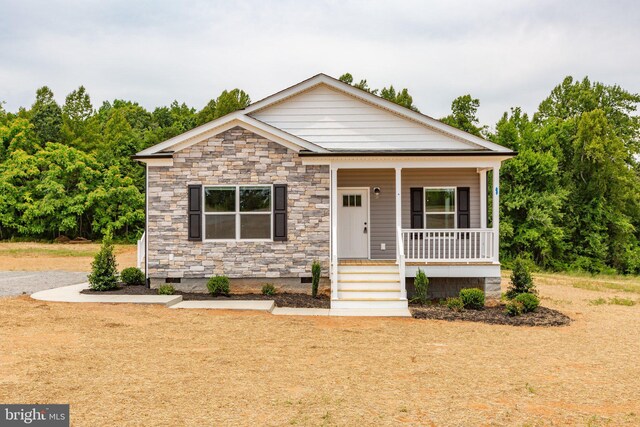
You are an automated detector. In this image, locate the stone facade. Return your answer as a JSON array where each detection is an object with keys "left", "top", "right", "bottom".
[{"left": 147, "top": 126, "right": 330, "bottom": 291}]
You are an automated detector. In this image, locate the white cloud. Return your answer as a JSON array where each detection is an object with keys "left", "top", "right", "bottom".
[{"left": 1, "top": 0, "right": 639, "bottom": 126}]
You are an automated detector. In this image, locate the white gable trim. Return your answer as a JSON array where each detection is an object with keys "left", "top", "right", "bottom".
[
  {"left": 137, "top": 112, "right": 328, "bottom": 156},
  {"left": 245, "top": 74, "right": 512, "bottom": 153}
]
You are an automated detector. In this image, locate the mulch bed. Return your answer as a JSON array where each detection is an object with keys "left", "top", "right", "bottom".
[
  {"left": 410, "top": 303, "right": 571, "bottom": 327},
  {"left": 81, "top": 286, "right": 330, "bottom": 308}
]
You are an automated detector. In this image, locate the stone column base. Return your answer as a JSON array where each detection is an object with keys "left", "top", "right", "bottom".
[{"left": 483, "top": 277, "right": 502, "bottom": 299}]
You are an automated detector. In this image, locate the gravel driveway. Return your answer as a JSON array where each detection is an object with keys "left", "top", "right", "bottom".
[{"left": 0, "top": 271, "right": 88, "bottom": 296}]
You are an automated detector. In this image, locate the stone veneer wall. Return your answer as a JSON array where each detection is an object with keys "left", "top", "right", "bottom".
[{"left": 146, "top": 126, "right": 330, "bottom": 290}]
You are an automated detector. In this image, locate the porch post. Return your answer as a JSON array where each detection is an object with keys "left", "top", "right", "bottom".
[
  {"left": 479, "top": 169, "right": 487, "bottom": 228},
  {"left": 395, "top": 167, "right": 407, "bottom": 300},
  {"left": 395, "top": 167, "right": 402, "bottom": 259},
  {"left": 492, "top": 165, "right": 500, "bottom": 263},
  {"left": 330, "top": 165, "right": 338, "bottom": 300}
]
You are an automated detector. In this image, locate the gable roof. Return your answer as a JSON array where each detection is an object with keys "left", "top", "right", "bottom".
[{"left": 137, "top": 73, "right": 514, "bottom": 156}]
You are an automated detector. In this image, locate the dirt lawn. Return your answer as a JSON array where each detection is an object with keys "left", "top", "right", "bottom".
[
  {"left": 0, "top": 242, "right": 136, "bottom": 271},
  {"left": 1, "top": 266, "right": 640, "bottom": 425}
]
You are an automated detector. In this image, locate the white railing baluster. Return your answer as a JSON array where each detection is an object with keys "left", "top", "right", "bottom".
[{"left": 400, "top": 228, "right": 495, "bottom": 263}]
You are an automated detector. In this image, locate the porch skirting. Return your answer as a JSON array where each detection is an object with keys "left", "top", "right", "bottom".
[{"left": 405, "top": 276, "right": 502, "bottom": 299}]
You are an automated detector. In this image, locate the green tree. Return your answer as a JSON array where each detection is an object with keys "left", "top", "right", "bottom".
[
  {"left": 30, "top": 86, "right": 63, "bottom": 143},
  {"left": 441, "top": 94, "right": 485, "bottom": 137}
]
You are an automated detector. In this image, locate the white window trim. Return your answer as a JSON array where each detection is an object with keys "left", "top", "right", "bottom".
[
  {"left": 423, "top": 186, "right": 457, "bottom": 230},
  {"left": 202, "top": 184, "right": 273, "bottom": 242}
]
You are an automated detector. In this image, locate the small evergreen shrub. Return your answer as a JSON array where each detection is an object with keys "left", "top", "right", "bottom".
[
  {"left": 412, "top": 268, "right": 429, "bottom": 305},
  {"left": 88, "top": 233, "right": 119, "bottom": 291},
  {"left": 157, "top": 284, "right": 175, "bottom": 295},
  {"left": 514, "top": 292, "right": 540, "bottom": 313},
  {"left": 459, "top": 288, "right": 485, "bottom": 310},
  {"left": 446, "top": 297, "right": 464, "bottom": 312},
  {"left": 504, "top": 300, "right": 524, "bottom": 316},
  {"left": 261, "top": 283, "right": 277, "bottom": 296},
  {"left": 311, "top": 259, "right": 321, "bottom": 298},
  {"left": 507, "top": 257, "right": 536, "bottom": 298},
  {"left": 207, "top": 275, "right": 230, "bottom": 296},
  {"left": 120, "top": 267, "right": 145, "bottom": 286}
]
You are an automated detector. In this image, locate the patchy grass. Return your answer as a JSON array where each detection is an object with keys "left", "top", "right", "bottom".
[
  {"left": 0, "top": 242, "right": 136, "bottom": 271},
  {"left": 591, "top": 297, "right": 637, "bottom": 306},
  {"left": 573, "top": 281, "right": 640, "bottom": 295},
  {"left": 1, "top": 270, "right": 640, "bottom": 426}
]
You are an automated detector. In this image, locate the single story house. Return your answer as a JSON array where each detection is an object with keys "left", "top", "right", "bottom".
[{"left": 134, "top": 74, "right": 515, "bottom": 310}]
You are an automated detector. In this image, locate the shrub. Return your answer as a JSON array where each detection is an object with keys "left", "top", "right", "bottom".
[
  {"left": 505, "top": 300, "right": 524, "bottom": 316},
  {"left": 311, "top": 259, "right": 321, "bottom": 298},
  {"left": 157, "top": 284, "right": 175, "bottom": 295},
  {"left": 120, "top": 267, "right": 145, "bottom": 286},
  {"left": 507, "top": 257, "right": 536, "bottom": 298},
  {"left": 459, "top": 288, "right": 485, "bottom": 310},
  {"left": 446, "top": 297, "right": 464, "bottom": 312},
  {"left": 207, "top": 275, "right": 230, "bottom": 296},
  {"left": 514, "top": 292, "right": 540, "bottom": 313},
  {"left": 412, "top": 268, "right": 429, "bottom": 305},
  {"left": 261, "top": 283, "right": 277, "bottom": 296},
  {"left": 88, "top": 233, "right": 119, "bottom": 291}
]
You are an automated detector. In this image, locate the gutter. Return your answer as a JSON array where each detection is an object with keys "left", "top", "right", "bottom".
[{"left": 297, "top": 151, "right": 517, "bottom": 157}]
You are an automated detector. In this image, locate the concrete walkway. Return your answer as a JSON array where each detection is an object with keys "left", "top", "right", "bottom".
[{"left": 30, "top": 283, "right": 412, "bottom": 317}]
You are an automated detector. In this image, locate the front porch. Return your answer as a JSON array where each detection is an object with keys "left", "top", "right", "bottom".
[{"left": 319, "top": 158, "right": 504, "bottom": 307}]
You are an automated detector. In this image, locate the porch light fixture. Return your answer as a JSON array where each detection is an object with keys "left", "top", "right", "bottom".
[{"left": 373, "top": 187, "right": 381, "bottom": 198}]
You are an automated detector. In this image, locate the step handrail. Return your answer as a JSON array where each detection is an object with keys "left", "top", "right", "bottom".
[{"left": 396, "top": 226, "right": 407, "bottom": 299}]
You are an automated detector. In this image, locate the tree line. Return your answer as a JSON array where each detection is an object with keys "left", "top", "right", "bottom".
[{"left": 1, "top": 74, "right": 638, "bottom": 274}]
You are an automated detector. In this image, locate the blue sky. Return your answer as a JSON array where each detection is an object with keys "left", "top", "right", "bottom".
[{"left": 1, "top": 0, "right": 639, "bottom": 126}]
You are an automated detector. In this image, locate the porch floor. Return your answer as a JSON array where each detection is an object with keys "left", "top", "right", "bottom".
[{"left": 338, "top": 259, "right": 396, "bottom": 266}]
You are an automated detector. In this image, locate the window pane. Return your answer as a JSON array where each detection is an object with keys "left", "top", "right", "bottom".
[
  {"left": 205, "top": 187, "right": 235, "bottom": 212},
  {"left": 240, "top": 187, "right": 271, "bottom": 212},
  {"left": 355, "top": 195, "right": 362, "bottom": 207},
  {"left": 240, "top": 214, "right": 271, "bottom": 239},
  {"left": 426, "top": 214, "right": 455, "bottom": 229},
  {"left": 425, "top": 189, "right": 455, "bottom": 213},
  {"left": 205, "top": 215, "right": 236, "bottom": 239},
  {"left": 349, "top": 195, "right": 355, "bottom": 206},
  {"left": 343, "top": 195, "right": 348, "bottom": 206}
]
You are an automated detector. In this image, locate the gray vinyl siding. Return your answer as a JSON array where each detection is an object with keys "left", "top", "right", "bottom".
[
  {"left": 402, "top": 168, "right": 480, "bottom": 229},
  {"left": 338, "top": 169, "right": 396, "bottom": 259}
]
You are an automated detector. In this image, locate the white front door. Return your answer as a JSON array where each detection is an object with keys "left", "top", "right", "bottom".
[{"left": 337, "top": 188, "right": 369, "bottom": 258}]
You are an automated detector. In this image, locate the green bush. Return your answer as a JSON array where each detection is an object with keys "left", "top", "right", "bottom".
[
  {"left": 507, "top": 257, "right": 536, "bottom": 298},
  {"left": 157, "top": 284, "right": 175, "bottom": 295},
  {"left": 412, "top": 268, "right": 429, "bottom": 305},
  {"left": 311, "top": 260, "right": 321, "bottom": 298},
  {"left": 459, "top": 288, "right": 485, "bottom": 310},
  {"left": 504, "top": 300, "right": 524, "bottom": 316},
  {"left": 261, "top": 283, "right": 277, "bottom": 296},
  {"left": 88, "top": 233, "right": 119, "bottom": 291},
  {"left": 446, "top": 297, "right": 464, "bottom": 312},
  {"left": 120, "top": 267, "right": 145, "bottom": 286},
  {"left": 207, "top": 275, "right": 230, "bottom": 296},
  {"left": 514, "top": 292, "right": 540, "bottom": 313}
]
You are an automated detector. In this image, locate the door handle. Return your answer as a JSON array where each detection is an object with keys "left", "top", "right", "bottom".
[{"left": 364, "top": 222, "right": 368, "bottom": 234}]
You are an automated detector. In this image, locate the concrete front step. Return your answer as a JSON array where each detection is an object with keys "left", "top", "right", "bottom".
[
  {"left": 329, "top": 308, "right": 412, "bottom": 317},
  {"left": 337, "top": 265, "right": 399, "bottom": 273},
  {"left": 337, "top": 290, "right": 402, "bottom": 299},
  {"left": 331, "top": 298, "right": 408, "bottom": 309}
]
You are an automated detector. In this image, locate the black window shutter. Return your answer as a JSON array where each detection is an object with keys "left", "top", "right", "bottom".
[
  {"left": 410, "top": 188, "right": 424, "bottom": 229},
  {"left": 273, "top": 184, "right": 287, "bottom": 241},
  {"left": 457, "top": 187, "right": 470, "bottom": 229},
  {"left": 188, "top": 185, "right": 202, "bottom": 241}
]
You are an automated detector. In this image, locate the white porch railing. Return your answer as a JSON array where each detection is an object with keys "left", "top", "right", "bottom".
[
  {"left": 401, "top": 228, "right": 497, "bottom": 262},
  {"left": 137, "top": 231, "right": 145, "bottom": 270}
]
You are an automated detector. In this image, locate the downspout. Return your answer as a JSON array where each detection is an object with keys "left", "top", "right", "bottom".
[{"left": 145, "top": 163, "right": 149, "bottom": 287}]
